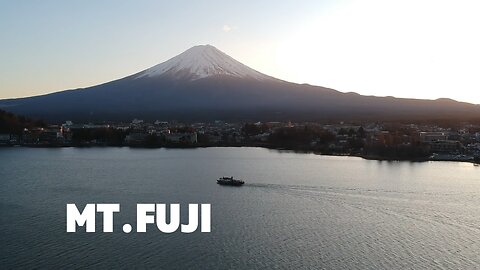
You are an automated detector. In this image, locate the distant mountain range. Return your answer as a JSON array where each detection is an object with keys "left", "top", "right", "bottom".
[{"left": 1, "top": 45, "right": 479, "bottom": 122}]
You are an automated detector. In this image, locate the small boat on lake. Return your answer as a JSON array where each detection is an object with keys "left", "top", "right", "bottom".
[{"left": 217, "top": 176, "right": 245, "bottom": 186}]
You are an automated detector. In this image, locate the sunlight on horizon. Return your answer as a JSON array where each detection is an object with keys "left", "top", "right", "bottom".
[{"left": 273, "top": 0, "right": 480, "bottom": 104}]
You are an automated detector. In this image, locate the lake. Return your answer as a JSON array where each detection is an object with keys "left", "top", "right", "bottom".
[{"left": 0, "top": 147, "right": 479, "bottom": 269}]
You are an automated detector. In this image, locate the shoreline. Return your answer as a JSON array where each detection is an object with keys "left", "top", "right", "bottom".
[{"left": 2, "top": 144, "right": 478, "bottom": 165}]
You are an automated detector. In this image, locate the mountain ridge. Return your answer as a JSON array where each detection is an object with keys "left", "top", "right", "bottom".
[{"left": 1, "top": 45, "right": 479, "bottom": 122}]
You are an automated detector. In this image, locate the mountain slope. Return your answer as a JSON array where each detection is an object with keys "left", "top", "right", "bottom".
[
  {"left": 135, "top": 45, "right": 272, "bottom": 81},
  {"left": 1, "top": 45, "right": 479, "bottom": 122}
]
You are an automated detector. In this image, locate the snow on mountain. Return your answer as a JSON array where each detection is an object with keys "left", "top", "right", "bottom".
[{"left": 135, "top": 45, "right": 273, "bottom": 81}]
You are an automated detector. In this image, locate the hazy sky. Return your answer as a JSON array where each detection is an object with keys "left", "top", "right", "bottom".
[{"left": 1, "top": 0, "right": 479, "bottom": 104}]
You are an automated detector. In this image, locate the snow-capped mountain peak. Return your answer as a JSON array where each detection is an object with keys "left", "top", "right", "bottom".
[{"left": 136, "top": 45, "right": 272, "bottom": 81}]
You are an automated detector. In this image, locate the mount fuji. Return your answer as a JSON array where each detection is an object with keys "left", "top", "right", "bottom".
[
  {"left": 1, "top": 45, "right": 479, "bottom": 122},
  {"left": 135, "top": 45, "right": 272, "bottom": 81}
]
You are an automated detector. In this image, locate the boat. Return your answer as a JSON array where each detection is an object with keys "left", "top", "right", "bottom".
[{"left": 217, "top": 176, "right": 245, "bottom": 186}]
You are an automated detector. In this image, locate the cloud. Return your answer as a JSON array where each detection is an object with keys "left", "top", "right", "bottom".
[{"left": 222, "top": 25, "right": 233, "bottom": 32}]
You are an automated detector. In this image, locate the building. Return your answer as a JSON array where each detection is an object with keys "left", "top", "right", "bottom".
[
  {"left": 38, "top": 126, "right": 64, "bottom": 145},
  {"left": 166, "top": 132, "right": 197, "bottom": 144},
  {"left": 125, "top": 132, "right": 148, "bottom": 145},
  {"left": 419, "top": 132, "right": 448, "bottom": 142},
  {"left": 430, "top": 140, "right": 463, "bottom": 153},
  {"left": 0, "top": 134, "right": 11, "bottom": 145}
]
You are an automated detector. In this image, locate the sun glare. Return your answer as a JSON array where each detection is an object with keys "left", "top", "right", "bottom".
[{"left": 275, "top": 0, "right": 480, "bottom": 103}]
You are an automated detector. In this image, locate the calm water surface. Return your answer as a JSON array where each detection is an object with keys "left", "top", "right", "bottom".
[{"left": 0, "top": 147, "right": 479, "bottom": 269}]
